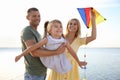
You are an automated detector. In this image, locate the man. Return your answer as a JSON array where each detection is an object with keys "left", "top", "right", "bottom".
[{"left": 21, "top": 7, "right": 65, "bottom": 80}]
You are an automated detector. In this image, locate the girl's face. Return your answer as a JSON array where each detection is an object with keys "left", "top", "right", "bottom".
[
  {"left": 67, "top": 20, "right": 78, "bottom": 33},
  {"left": 50, "top": 22, "right": 63, "bottom": 38}
]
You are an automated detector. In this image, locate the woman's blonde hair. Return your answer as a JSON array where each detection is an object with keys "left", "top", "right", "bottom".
[{"left": 66, "top": 18, "right": 81, "bottom": 38}]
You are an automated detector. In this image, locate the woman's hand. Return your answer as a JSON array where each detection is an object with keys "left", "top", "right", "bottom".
[
  {"left": 79, "top": 61, "right": 87, "bottom": 68},
  {"left": 91, "top": 9, "right": 96, "bottom": 21}
]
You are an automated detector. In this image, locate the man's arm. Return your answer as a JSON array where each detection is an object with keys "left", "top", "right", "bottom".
[{"left": 24, "top": 39, "right": 65, "bottom": 57}]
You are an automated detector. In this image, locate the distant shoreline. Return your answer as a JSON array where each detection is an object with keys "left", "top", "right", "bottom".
[{"left": 0, "top": 47, "right": 120, "bottom": 49}]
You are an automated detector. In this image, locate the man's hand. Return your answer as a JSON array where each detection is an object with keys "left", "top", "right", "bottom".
[{"left": 56, "top": 43, "right": 66, "bottom": 54}]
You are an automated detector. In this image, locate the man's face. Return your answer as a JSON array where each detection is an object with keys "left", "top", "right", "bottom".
[{"left": 27, "top": 11, "right": 41, "bottom": 27}]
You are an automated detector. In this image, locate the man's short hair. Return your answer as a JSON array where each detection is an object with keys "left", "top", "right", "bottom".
[{"left": 27, "top": 7, "right": 39, "bottom": 13}]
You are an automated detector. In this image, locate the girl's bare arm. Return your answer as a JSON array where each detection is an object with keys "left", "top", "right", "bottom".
[
  {"left": 15, "top": 38, "right": 47, "bottom": 62},
  {"left": 66, "top": 41, "right": 87, "bottom": 68}
]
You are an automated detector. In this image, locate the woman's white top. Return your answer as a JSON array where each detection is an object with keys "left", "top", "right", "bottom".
[{"left": 40, "top": 35, "right": 72, "bottom": 74}]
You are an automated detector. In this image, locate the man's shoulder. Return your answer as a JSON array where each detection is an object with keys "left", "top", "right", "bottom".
[
  {"left": 21, "top": 26, "right": 32, "bottom": 35},
  {"left": 22, "top": 26, "right": 32, "bottom": 32},
  {"left": 22, "top": 26, "right": 30, "bottom": 30}
]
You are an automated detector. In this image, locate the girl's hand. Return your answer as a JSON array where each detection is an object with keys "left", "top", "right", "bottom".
[
  {"left": 79, "top": 61, "right": 87, "bottom": 68},
  {"left": 15, "top": 55, "right": 22, "bottom": 62}
]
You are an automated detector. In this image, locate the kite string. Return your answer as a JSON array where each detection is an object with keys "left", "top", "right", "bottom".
[{"left": 82, "top": 32, "right": 88, "bottom": 80}]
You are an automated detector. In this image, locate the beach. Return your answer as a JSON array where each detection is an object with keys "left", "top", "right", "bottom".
[{"left": 0, "top": 48, "right": 120, "bottom": 80}]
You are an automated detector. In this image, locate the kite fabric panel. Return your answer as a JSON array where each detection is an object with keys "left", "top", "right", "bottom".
[{"left": 77, "top": 7, "right": 106, "bottom": 28}]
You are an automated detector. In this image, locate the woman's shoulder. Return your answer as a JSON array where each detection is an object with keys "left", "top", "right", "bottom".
[{"left": 76, "top": 36, "right": 86, "bottom": 40}]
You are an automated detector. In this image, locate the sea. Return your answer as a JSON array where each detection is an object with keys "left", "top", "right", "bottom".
[{"left": 0, "top": 47, "right": 120, "bottom": 80}]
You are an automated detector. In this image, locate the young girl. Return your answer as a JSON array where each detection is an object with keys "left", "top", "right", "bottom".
[{"left": 15, "top": 19, "right": 87, "bottom": 74}]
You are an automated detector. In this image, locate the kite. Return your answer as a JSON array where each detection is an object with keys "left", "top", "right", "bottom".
[
  {"left": 77, "top": 7, "right": 106, "bottom": 80},
  {"left": 77, "top": 7, "right": 106, "bottom": 28}
]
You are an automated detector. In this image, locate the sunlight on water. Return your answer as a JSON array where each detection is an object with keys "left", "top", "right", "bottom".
[
  {"left": 0, "top": 48, "right": 120, "bottom": 80},
  {"left": 78, "top": 48, "right": 120, "bottom": 80}
]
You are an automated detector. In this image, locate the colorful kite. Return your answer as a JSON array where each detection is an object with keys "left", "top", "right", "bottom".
[{"left": 77, "top": 7, "right": 106, "bottom": 28}]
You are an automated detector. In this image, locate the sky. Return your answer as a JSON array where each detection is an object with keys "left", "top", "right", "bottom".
[{"left": 0, "top": 0, "right": 120, "bottom": 48}]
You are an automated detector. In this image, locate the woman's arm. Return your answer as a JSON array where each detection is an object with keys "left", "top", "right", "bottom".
[
  {"left": 86, "top": 9, "right": 96, "bottom": 44},
  {"left": 66, "top": 41, "right": 87, "bottom": 68}
]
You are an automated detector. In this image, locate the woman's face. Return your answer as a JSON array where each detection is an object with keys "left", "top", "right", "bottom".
[{"left": 67, "top": 20, "right": 78, "bottom": 33}]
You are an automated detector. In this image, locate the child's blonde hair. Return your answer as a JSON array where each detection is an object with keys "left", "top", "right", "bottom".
[{"left": 43, "top": 19, "right": 64, "bottom": 38}]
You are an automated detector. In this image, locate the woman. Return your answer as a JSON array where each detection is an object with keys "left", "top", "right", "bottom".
[{"left": 48, "top": 9, "right": 96, "bottom": 80}]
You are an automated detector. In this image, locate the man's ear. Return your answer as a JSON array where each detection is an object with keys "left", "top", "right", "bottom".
[{"left": 26, "top": 15, "right": 29, "bottom": 20}]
